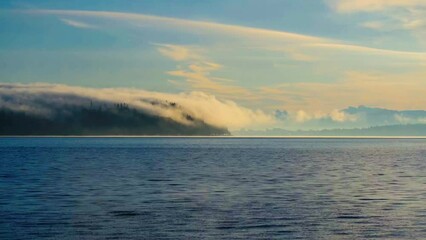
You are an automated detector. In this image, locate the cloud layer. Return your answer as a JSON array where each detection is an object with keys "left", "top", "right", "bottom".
[
  {"left": 26, "top": 9, "right": 426, "bottom": 60},
  {"left": 5, "top": 7, "right": 425, "bottom": 132}
]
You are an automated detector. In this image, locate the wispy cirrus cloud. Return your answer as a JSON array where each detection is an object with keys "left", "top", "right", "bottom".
[
  {"left": 28, "top": 9, "right": 324, "bottom": 42},
  {"left": 60, "top": 18, "right": 96, "bottom": 29},
  {"left": 307, "top": 43, "right": 426, "bottom": 59},
  {"left": 24, "top": 9, "right": 426, "bottom": 60},
  {"left": 327, "top": 0, "right": 426, "bottom": 41}
]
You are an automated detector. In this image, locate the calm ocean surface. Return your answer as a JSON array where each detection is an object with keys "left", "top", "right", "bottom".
[{"left": 0, "top": 137, "right": 425, "bottom": 239}]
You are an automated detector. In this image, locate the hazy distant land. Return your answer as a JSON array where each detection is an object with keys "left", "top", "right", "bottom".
[
  {"left": 2, "top": 103, "right": 425, "bottom": 136},
  {"left": 236, "top": 124, "right": 426, "bottom": 137}
]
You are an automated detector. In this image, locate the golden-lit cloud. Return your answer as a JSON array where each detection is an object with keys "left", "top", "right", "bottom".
[
  {"left": 157, "top": 44, "right": 256, "bottom": 99},
  {"left": 156, "top": 44, "right": 202, "bottom": 61},
  {"left": 156, "top": 43, "right": 426, "bottom": 122},
  {"left": 277, "top": 109, "right": 356, "bottom": 123},
  {"left": 329, "top": 109, "right": 358, "bottom": 122},
  {"left": 167, "top": 66, "right": 251, "bottom": 97},
  {"left": 327, "top": 0, "right": 426, "bottom": 12}
]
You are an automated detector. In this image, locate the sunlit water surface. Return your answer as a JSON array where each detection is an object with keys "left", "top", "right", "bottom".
[{"left": 1, "top": 137, "right": 425, "bottom": 239}]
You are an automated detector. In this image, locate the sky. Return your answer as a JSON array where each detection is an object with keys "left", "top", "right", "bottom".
[{"left": 1, "top": 0, "right": 426, "bottom": 131}]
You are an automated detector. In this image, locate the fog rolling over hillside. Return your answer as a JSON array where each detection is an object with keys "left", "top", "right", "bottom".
[
  {"left": 0, "top": 89, "right": 230, "bottom": 136},
  {"left": 0, "top": 83, "right": 274, "bottom": 135}
]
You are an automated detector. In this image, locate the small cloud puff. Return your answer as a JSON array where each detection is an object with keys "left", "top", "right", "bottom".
[
  {"left": 290, "top": 109, "right": 357, "bottom": 123},
  {"left": 155, "top": 44, "right": 202, "bottom": 61}
]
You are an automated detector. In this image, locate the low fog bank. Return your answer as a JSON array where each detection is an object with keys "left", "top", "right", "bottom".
[
  {"left": 0, "top": 83, "right": 232, "bottom": 135},
  {"left": 0, "top": 83, "right": 273, "bottom": 130}
]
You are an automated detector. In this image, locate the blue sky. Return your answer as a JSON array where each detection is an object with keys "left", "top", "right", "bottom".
[{"left": 1, "top": 0, "right": 426, "bottom": 130}]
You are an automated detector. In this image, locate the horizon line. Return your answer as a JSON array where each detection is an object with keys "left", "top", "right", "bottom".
[{"left": 1, "top": 135, "right": 426, "bottom": 139}]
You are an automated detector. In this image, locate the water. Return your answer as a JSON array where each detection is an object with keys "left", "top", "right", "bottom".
[{"left": 0, "top": 137, "right": 425, "bottom": 239}]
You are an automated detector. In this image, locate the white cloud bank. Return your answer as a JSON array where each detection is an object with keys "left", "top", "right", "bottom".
[{"left": 0, "top": 83, "right": 274, "bottom": 130}]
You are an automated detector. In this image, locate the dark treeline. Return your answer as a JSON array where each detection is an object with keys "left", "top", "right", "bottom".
[{"left": 0, "top": 104, "right": 230, "bottom": 136}]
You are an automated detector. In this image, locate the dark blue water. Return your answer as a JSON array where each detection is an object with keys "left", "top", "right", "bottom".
[{"left": 1, "top": 138, "right": 425, "bottom": 239}]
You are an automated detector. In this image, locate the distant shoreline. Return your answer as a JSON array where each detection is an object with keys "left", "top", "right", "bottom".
[{"left": 1, "top": 135, "right": 426, "bottom": 139}]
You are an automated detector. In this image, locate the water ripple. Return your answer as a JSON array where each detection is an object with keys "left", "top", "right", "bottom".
[{"left": 0, "top": 137, "right": 425, "bottom": 239}]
